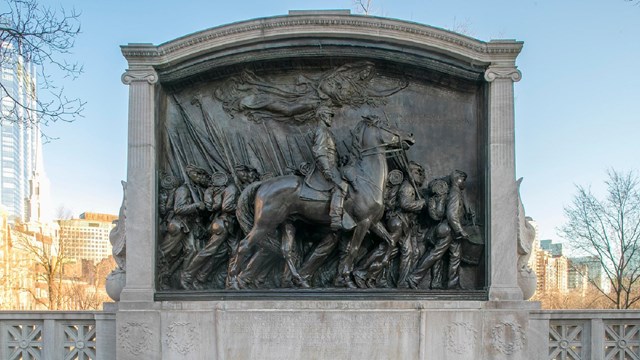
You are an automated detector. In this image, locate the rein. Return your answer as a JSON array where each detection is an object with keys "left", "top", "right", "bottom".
[
  {"left": 359, "top": 124, "right": 406, "bottom": 158},
  {"left": 360, "top": 147, "right": 404, "bottom": 158}
]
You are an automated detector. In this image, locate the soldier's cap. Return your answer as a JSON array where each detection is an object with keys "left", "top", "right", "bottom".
[
  {"left": 450, "top": 169, "right": 468, "bottom": 180},
  {"left": 234, "top": 164, "right": 255, "bottom": 172},
  {"left": 388, "top": 169, "right": 404, "bottom": 186},
  {"left": 185, "top": 164, "right": 209, "bottom": 178},
  {"left": 160, "top": 172, "right": 180, "bottom": 189},
  {"left": 211, "top": 171, "right": 229, "bottom": 187},
  {"left": 430, "top": 178, "right": 449, "bottom": 195}
]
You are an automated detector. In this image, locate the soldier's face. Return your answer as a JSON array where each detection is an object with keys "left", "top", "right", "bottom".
[
  {"left": 250, "top": 170, "right": 260, "bottom": 182},
  {"left": 189, "top": 173, "right": 209, "bottom": 187},
  {"left": 411, "top": 167, "right": 425, "bottom": 187},
  {"left": 453, "top": 175, "right": 466, "bottom": 189},
  {"left": 237, "top": 170, "right": 250, "bottom": 184}
]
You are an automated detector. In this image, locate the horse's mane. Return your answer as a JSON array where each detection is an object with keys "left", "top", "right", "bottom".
[{"left": 351, "top": 120, "right": 366, "bottom": 160}]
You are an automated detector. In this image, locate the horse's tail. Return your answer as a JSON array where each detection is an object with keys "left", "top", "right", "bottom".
[{"left": 236, "top": 180, "right": 263, "bottom": 235}]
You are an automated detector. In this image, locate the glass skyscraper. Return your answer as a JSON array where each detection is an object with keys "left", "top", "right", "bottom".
[{"left": 0, "top": 40, "right": 40, "bottom": 223}]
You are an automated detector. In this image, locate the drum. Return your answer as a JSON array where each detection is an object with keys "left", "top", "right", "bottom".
[{"left": 461, "top": 224, "right": 484, "bottom": 265}]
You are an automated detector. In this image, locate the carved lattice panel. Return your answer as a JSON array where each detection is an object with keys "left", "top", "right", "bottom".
[
  {"left": 63, "top": 324, "right": 97, "bottom": 360},
  {"left": 604, "top": 322, "right": 640, "bottom": 360},
  {"left": 549, "top": 321, "right": 584, "bottom": 360},
  {"left": 6, "top": 324, "right": 43, "bottom": 360}
]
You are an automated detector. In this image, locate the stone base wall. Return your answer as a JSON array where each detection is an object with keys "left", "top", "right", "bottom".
[
  {"left": 4, "top": 304, "right": 638, "bottom": 359},
  {"left": 116, "top": 300, "right": 542, "bottom": 360},
  {"left": 0, "top": 309, "right": 116, "bottom": 360}
]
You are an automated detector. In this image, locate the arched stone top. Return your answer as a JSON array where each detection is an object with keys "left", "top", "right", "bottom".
[{"left": 121, "top": 13, "right": 522, "bottom": 84}]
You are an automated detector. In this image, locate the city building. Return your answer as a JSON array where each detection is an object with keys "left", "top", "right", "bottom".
[
  {"left": 58, "top": 212, "right": 116, "bottom": 265},
  {"left": 527, "top": 220, "right": 539, "bottom": 273},
  {"left": 534, "top": 239, "right": 569, "bottom": 293},
  {"left": 0, "top": 38, "right": 50, "bottom": 224},
  {"left": 568, "top": 256, "right": 604, "bottom": 294},
  {"left": 0, "top": 208, "right": 61, "bottom": 310},
  {"left": 540, "top": 239, "right": 563, "bottom": 257}
]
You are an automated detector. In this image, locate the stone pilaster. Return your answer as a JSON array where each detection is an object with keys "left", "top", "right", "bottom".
[
  {"left": 484, "top": 65, "right": 523, "bottom": 301},
  {"left": 120, "top": 67, "right": 158, "bottom": 304}
]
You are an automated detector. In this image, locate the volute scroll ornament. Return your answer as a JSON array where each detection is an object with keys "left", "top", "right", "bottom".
[
  {"left": 121, "top": 69, "right": 159, "bottom": 85},
  {"left": 483, "top": 66, "right": 522, "bottom": 83}
]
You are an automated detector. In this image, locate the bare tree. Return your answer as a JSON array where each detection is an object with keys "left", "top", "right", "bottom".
[
  {"left": 12, "top": 225, "right": 67, "bottom": 309},
  {"left": 0, "top": 0, "right": 84, "bottom": 128},
  {"left": 532, "top": 287, "right": 614, "bottom": 310},
  {"left": 559, "top": 169, "right": 640, "bottom": 309},
  {"left": 353, "top": 0, "right": 373, "bottom": 15},
  {"left": 55, "top": 205, "right": 74, "bottom": 220},
  {"left": 60, "top": 280, "right": 103, "bottom": 310},
  {"left": 449, "top": 17, "right": 475, "bottom": 37}
]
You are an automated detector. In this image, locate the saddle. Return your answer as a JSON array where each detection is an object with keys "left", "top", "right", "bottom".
[
  {"left": 300, "top": 164, "right": 357, "bottom": 201},
  {"left": 300, "top": 164, "right": 333, "bottom": 201},
  {"left": 299, "top": 164, "right": 357, "bottom": 230}
]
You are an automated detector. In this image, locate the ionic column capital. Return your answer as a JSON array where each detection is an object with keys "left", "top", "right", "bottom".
[
  {"left": 121, "top": 69, "right": 158, "bottom": 85},
  {"left": 484, "top": 66, "right": 522, "bottom": 83}
]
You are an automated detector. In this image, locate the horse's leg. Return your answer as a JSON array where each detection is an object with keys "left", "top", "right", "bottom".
[
  {"left": 237, "top": 251, "right": 260, "bottom": 288},
  {"left": 335, "top": 219, "right": 372, "bottom": 288},
  {"left": 239, "top": 248, "right": 273, "bottom": 288},
  {"left": 369, "top": 221, "right": 394, "bottom": 246},
  {"left": 353, "top": 242, "right": 386, "bottom": 288},
  {"left": 279, "top": 221, "right": 309, "bottom": 288},
  {"left": 298, "top": 232, "right": 339, "bottom": 285},
  {"left": 357, "top": 220, "right": 400, "bottom": 287},
  {"left": 227, "top": 227, "right": 271, "bottom": 290}
]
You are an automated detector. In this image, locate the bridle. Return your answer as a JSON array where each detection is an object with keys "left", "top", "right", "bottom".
[{"left": 359, "top": 122, "right": 407, "bottom": 158}]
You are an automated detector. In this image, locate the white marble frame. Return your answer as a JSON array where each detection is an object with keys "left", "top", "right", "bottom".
[{"left": 120, "top": 12, "right": 523, "bottom": 305}]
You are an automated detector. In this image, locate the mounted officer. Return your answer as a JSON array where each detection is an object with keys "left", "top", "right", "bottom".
[{"left": 311, "top": 105, "right": 355, "bottom": 231}]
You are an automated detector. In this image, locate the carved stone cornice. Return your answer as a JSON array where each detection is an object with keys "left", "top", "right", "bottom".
[
  {"left": 121, "top": 69, "right": 158, "bottom": 85},
  {"left": 484, "top": 66, "right": 522, "bottom": 83},
  {"left": 121, "top": 14, "right": 523, "bottom": 72},
  {"left": 146, "top": 17, "right": 518, "bottom": 57}
]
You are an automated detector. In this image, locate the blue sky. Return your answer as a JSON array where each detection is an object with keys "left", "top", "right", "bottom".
[{"left": 36, "top": 0, "right": 639, "bottom": 244}]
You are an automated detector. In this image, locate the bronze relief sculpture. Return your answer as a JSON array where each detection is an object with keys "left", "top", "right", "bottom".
[{"left": 157, "top": 60, "right": 484, "bottom": 292}]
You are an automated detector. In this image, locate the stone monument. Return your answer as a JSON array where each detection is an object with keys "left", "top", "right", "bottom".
[{"left": 116, "top": 10, "right": 542, "bottom": 359}]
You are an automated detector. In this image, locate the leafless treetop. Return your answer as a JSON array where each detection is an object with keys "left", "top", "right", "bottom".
[{"left": 0, "top": 0, "right": 84, "bottom": 130}]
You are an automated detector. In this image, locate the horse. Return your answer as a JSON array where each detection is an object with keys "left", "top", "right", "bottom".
[{"left": 227, "top": 116, "right": 415, "bottom": 289}]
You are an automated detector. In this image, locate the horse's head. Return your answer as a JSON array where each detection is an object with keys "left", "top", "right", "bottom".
[{"left": 356, "top": 115, "right": 415, "bottom": 153}]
